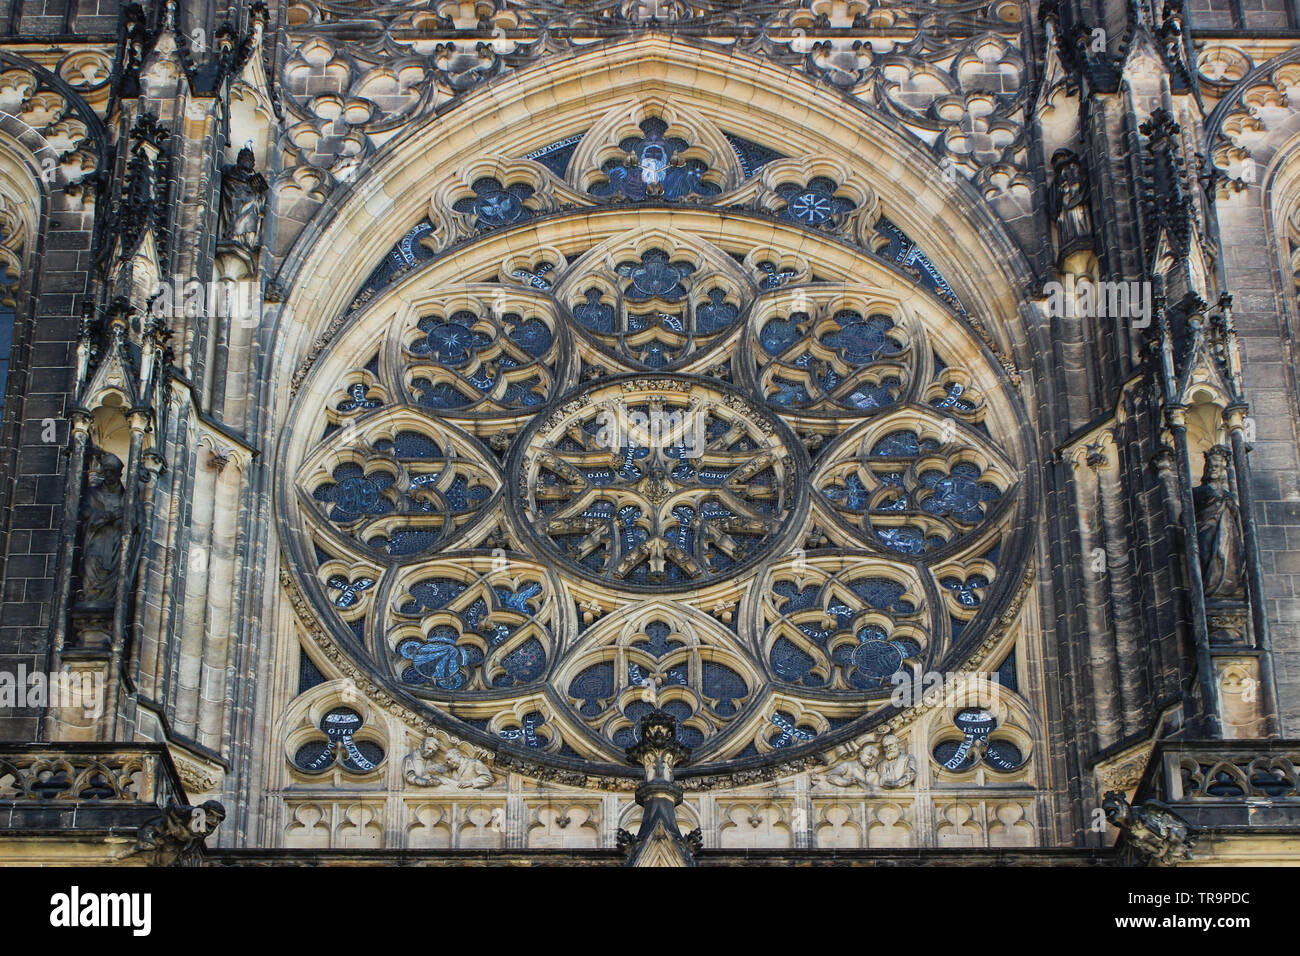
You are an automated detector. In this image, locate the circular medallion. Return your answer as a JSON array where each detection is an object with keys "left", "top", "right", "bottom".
[{"left": 512, "top": 375, "right": 805, "bottom": 590}]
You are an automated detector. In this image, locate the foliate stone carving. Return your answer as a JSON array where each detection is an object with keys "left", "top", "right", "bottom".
[
  {"left": 1102, "top": 791, "right": 1196, "bottom": 865},
  {"left": 277, "top": 4, "right": 1027, "bottom": 202}
]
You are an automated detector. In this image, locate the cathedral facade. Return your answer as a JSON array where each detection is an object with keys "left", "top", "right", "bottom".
[{"left": 0, "top": 0, "right": 1298, "bottom": 866}]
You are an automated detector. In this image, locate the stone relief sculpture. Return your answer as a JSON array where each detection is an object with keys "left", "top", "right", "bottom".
[
  {"left": 1194, "top": 446, "right": 1245, "bottom": 598},
  {"left": 825, "top": 742, "right": 882, "bottom": 788},
  {"left": 403, "top": 730, "right": 494, "bottom": 789},
  {"left": 78, "top": 451, "right": 126, "bottom": 607},
  {"left": 879, "top": 734, "right": 917, "bottom": 788},
  {"left": 219, "top": 146, "right": 268, "bottom": 249},
  {"left": 821, "top": 734, "right": 915, "bottom": 789},
  {"left": 1050, "top": 148, "right": 1092, "bottom": 254}
]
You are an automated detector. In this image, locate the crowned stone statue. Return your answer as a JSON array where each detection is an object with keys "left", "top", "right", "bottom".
[{"left": 1194, "top": 445, "right": 1245, "bottom": 598}]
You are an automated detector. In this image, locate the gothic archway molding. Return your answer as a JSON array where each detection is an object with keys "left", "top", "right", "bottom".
[
  {"left": 265, "top": 33, "right": 1040, "bottom": 412},
  {"left": 273, "top": 187, "right": 1038, "bottom": 778}
]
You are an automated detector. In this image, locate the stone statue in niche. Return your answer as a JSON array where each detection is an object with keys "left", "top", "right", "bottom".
[
  {"left": 404, "top": 730, "right": 494, "bottom": 789},
  {"left": 219, "top": 146, "right": 268, "bottom": 249},
  {"left": 78, "top": 451, "right": 126, "bottom": 607},
  {"left": 1050, "top": 149, "right": 1092, "bottom": 253},
  {"left": 1194, "top": 445, "right": 1244, "bottom": 598}
]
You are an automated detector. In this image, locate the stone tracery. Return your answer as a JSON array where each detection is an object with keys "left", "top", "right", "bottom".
[{"left": 284, "top": 158, "right": 1029, "bottom": 771}]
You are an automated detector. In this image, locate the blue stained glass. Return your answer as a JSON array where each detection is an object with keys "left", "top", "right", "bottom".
[
  {"left": 850, "top": 638, "right": 904, "bottom": 685},
  {"left": 695, "top": 288, "right": 738, "bottom": 333},
  {"left": 702, "top": 662, "right": 747, "bottom": 716},
  {"left": 495, "top": 636, "right": 547, "bottom": 686},
  {"left": 325, "top": 574, "right": 375, "bottom": 609},
  {"left": 413, "top": 379, "right": 473, "bottom": 409},
  {"left": 573, "top": 288, "right": 616, "bottom": 332},
  {"left": 570, "top": 662, "right": 615, "bottom": 717},
  {"left": 820, "top": 312, "right": 898, "bottom": 363},
  {"left": 374, "top": 430, "right": 444, "bottom": 459},
  {"left": 452, "top": 177, "right": 533, "bottom": 230},
  {"left": 776, "top": 176, "right": 856, "bottom": 227},
  {"left": 382, "top": 529, "right": 438, "bottom": 556},
  {"left": 770, "top": 712, "right": 817, "bottom": 748},
  {"left": 591, "top": 118, "right": 721, "bottom": 202},
  {"left": 411, "top": 312, "right": 490, "bottom": 365},
  {"left": 773, "top": 580, "right": 820, "bottom": 613},
  {"left": 401, "top": 578, "right": 467, "bottom": 613},
  {"left": 314, "top": 465, "right": 393, "bottom": 522},
  {"left": 756, "top": 261, "right": 797, "bottom": 289},
  {"left": 635, "top": 620, "right": 677, "bottom": 658},
  {"left": 506, "top": 316, "right": 552, "bottom": 356},
  {"left": 617, "top": 249, "right": 693, "bottom": 302},
  {"left": 499, "top": 712, "right": 548, "bottom": 749},
  {"left": 496, "top": 582, "right": 543, "bottom": 613},
  {"left": 400, "top": 626, "right": 467, "bottom": 689},
  {"left": 821, "top": 473, "right": 870, "bottom": 511},
  {"left": 919, "top": 466, "right": 1001, "bottom": 523},
  {"left": 770, "top": 636, "right": 821, "bottom": 684},
  {"left": 849, "top": 577, "right": 914, "bottom": 612},
  {"left": 725, "top": 133, "right": 784, "bottom": 177},
  {"left": 871, "top": 430, "right": 923, "bottom": 457},
  {"left": 876, "top": 526, "right": 928, "bottom": 555},
  {"left": 525, "top": 135, "right": 583, "bottom": 177},
  {"left": 941, "top": 574, "right": 989, "bottom": 607},
  {"left": 759, "top": 316, "right": 802, "bottom": 356}
]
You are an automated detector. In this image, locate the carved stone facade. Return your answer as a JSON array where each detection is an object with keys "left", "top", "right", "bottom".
[{"left": 0, "top": 0, "right": 1299, "bottom": 866}]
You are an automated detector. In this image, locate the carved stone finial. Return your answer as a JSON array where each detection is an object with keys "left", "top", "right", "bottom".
[
  {"left": 1102, "top": 790, "right": 1196, "bottom": 864},
  {"left": 619, "top": 709, "right": 698, "bottom": 866}
]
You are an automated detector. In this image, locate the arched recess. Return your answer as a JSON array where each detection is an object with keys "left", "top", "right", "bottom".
[
  {"left": 260, "top": 34, "right": 1047, "bottom": 784},
  {"left": 0, "top": 51, "right": 106, "bottom": 569}
]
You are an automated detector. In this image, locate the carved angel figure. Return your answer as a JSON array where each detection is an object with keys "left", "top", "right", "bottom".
[
  {"left": 404, "top": 730, "right": 494, "bottom": 789},
  {"left": 1102, "top": 791, "right": 1196, "bottom": 864}
]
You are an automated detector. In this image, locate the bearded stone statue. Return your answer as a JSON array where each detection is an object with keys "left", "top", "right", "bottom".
[{"left": 219, "top": 146, "right": 268, "bottom": 249}]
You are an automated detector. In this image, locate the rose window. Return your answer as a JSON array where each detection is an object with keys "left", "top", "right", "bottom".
[{"left": 284, "top": 153, "right": 1029, "bottom": 771}]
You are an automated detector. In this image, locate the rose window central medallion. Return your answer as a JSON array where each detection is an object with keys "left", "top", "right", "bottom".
[{"left": 512, "top": 376, "right": 805, "bottom": 590}]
